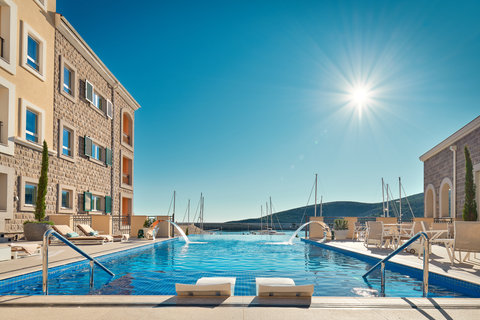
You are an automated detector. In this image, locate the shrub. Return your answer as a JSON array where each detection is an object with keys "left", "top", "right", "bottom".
[
  {"left": 334, "top": 219, "right": 348, "bottom": 230},
  {"left": 143, "top": 218, "right": 154, "bottom": 228},
  {"left": 23, "top": 220, "right": 54, "bottom": 225},
  {"left": 463, "top": 146, "right": 478, "bottom": 221},
  {"left": 34, "top": 141, "right": 49, "bottom": 222}
]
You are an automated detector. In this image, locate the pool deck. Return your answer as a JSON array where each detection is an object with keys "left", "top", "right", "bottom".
[
  {"left": 1, "top": 238, "right": 480, "bottom": 319},
  {"left": 309, "top": 239, "right": 480, "bottom": 286}
]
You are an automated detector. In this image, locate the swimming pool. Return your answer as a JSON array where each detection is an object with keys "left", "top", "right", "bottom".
[{"left": 1, "top": 234, "right": 479, "bottom": 297}]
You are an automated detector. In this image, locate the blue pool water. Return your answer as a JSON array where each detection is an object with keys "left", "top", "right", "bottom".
[{"left": 1, "top": 234, "right": 478, "bottom": 297}]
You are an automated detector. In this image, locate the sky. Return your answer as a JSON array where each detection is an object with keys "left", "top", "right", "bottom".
[{"left": 57, "top": 0, "right": 480, "bottom": 222}]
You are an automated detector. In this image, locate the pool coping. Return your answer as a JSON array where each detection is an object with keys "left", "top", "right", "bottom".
[
  {"left": 303, "top": 238, "right": 480, "bottom": 297},
  {"left": 0, "top": 295, "right": 479, "bottom": 309}
]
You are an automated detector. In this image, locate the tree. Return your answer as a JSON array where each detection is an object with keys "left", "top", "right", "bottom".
[
  {"left": 35, "top": 140, "right": 49, "bottom": 222},
  {"left": 463, "top": 146, "right": 477, "bottom": 221}
]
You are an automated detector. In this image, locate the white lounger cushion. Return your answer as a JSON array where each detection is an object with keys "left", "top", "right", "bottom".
[
  {"left": 196, "top": 277, "right": 236, "bottom": 296},
  {"left": 257, "top": 284, "right": 314, "bottom": 297},
  {"left": 176, "top": 283, "right": 231, "bottom": 296}
]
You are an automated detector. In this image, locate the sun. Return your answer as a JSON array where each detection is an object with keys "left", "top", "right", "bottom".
[{"left": 350, "top": 86, "right": 371, "bottom": 107}]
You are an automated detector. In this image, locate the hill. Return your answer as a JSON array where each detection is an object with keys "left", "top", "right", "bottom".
[{"left": 227, "top": 193, "right": 424, "bottom": 224}]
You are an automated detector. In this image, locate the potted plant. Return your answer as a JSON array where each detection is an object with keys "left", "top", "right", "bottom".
[
  {"left": 141, "top": 218, "right": 154, "bottom": 239},
  {"left": 333, "top": 219, "right": 349, "bottom": 240},
  {"left": 23, "top": 141, "right": 54, "bottom": 241}
]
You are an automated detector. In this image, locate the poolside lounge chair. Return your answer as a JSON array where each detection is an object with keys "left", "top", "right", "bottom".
[
  {"left": 365, "top": 221, "right": 393, "bottom": 248},
  {"left": 9, "top": 243, "right": 41, "bottom": 259},
  {"left": 176, "top": 277, "right": 236, "bottom": 296},
  {"left": 77, "top": 224, "right": 124, "bottom": 242},
  {"left": 442, "top": 221, "right": 480, "bottom": 265},
  {"left": 255, "top": 277, "right": 314, "bottom": 297},
  {"left": 52, "top": 225, "right": 111, "bottom": 245}
]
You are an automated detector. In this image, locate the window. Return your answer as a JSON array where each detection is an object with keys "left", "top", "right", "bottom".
[
  {"left": 0, "top": 75, "right": 15, "bottom": 155},
  {"left": 58, "top": 120, "right": 76, "bottom": 162},
  {"left": 62, "top": 127, "right": 72, "bottom": 156},
  {"left": 0, "top": 165, "right": 14, "bottom": 220},
  {"left": 27, "top": 36, "right": 39, "bottom": 71},
  {"left": 21, "top": 21, "right": 46, "bottom": 81},
  {"left": 24, "top": 183, "right": 37, "bottom": 206},
  {"left": 20, "top": 99, "right": 44, "bottom": 147},
  {"left": 60, "top": 57, "right": 77, "bottom": 101},
  {"left": 84, "top": 136, "right": 111, "bottom": 166},
  {"left": 63, "top": 66, "right": 72, "bottom": 94},
  {"left": 20, "top": 176, "right": 38, "bottom": 212},
  {"left": 121, "top": 193, "right": 132, "bottom": 218},
  {"left": 0, "top": 0, "right": 17, "bottom": 74},
  {"left": 121, "top": 151, "right": 133, "bottom": 189},
  {"left": 92, "top": 195, "right": 101, "bottom": 211},
  {"left": 57, "top": 184, "right": 75, "bottom": 213},
  {"left": 25, "top": 109, "right": 38, "bottom": 143},
  {"left": 93, "top": 91, "right": 104, "bottom": 111},
  {"left": 121, "top": 109, "right": 134, "bottom": 150},
  {"left": 33, "top": 0, "right": 47, "bottom": 11},
  {"left": 92, "top": 142, "right": 101, "bottom": 161}
]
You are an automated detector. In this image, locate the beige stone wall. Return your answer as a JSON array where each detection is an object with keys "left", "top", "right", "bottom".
[
  {"left": 424, "top": 126, "right": 480, "bottom": 219},
  {"left": 51, "top": 30, "right": 113, "bottom": 215}
]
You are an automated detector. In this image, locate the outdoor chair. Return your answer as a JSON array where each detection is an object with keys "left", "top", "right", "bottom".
[
  {"left": 77, "top": 224, "right": 124, "bottom": 242},
  {"left": 52, "top": 225, "right": 111, "bottom": 245},
  {"left": 442, "top": 221, "right": 480, "bottom": 265},
  {"left": 364, "top": 221, "right": 393, "bottom": 248},
  {"left": 9, "top": 243, "right": 41, "bottom": 259}
]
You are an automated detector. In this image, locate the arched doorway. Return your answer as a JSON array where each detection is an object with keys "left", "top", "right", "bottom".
[
  {"left": 425, "top": 184, "right": 435, "bottom": 218},
  {"left": 439, "top": 178, "right": 453, "bottom": 218}
]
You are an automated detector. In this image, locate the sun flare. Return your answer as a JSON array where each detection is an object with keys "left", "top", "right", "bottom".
[{"left": 350, "top": 86, "right": 371, "bottom": 107}]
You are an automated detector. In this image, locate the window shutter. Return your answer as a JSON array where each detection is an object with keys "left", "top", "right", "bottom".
[
  {"left": 85, "top": 80, "right": 94, "bottom": 103},
  {"left": 84, "top": 136, "right": 92, "bottom": 157},
  {"left": 106, "top": 100, "right": 113, "bottom": 119},
  {"left": 105, "top": 196, "right": 112, "bottom": 214},
  {"left": 84, "top": 192, "right": 92, "bottom": 212},
  {"left": 105, "top": 147, "right": 112, "bottom": 166}
]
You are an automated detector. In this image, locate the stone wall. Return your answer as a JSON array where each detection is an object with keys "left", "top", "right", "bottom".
[{"left": 424, "top": 126, "right": 480, "bottom": 218}]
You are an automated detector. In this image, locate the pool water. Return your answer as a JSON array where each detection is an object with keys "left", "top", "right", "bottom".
[{"left": 0, "top": 234, "right": 477, "bottom": 297}]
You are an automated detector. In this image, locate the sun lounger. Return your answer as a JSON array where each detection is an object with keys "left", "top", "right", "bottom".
[
  {"left": 9, "top": 243, "right": 41, "bottom": 259},
  {"left": 442, "top": 221, "right": 480, "bottom": 265},
  {"left": 255, "top": 277, "right": 314, "bottom": 297},
  {"left": 77, "top": 224, "right": 122, "bottom": 242},
  {"left": 196, "top": 277, "right": 236, "bottom": 295},
  {"left": 52, "top": 225, "right": 111, "bottom": 245},
  {"left": 176, "top": 280, "right": 234, "bottom": 297}
]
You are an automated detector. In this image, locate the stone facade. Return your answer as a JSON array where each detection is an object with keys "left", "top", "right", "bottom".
[
  {"left": 0, "top": 12, "right": 139, "bottom": 237},
  {"left": 422, "top": 118, "right": 480, "bottom": 220}
]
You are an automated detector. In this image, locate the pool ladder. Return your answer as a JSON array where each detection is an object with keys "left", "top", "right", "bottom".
[
  {"left": 42, "top": 229, "right": 115, "bottom": 295},
  {"left": 362, "top": 232, "right": 430, "bottom": 297}
]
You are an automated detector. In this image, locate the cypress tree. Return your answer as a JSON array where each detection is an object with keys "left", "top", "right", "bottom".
[
  {"left": 463, "top": 146, "right": 477, "bottom": 221},
  {"left": 35, "top": 140, "right": 49, "bottom": 222}
]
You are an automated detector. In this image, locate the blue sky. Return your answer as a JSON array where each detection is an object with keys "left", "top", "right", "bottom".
[{"left": 58, "top": 0, "right": 480, "bottom": 222}]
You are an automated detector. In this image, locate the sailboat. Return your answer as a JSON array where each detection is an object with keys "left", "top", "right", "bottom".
[{"left": 257, "top": 197, "right": 285, "bottom": 235}]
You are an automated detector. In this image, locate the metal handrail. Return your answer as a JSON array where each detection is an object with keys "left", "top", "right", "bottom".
[
  {"left": 42, "top": 229, "right": 115, "bottom": 295},
  {"left": 362, "top": 231, "right": 430, "bottom": 297}
]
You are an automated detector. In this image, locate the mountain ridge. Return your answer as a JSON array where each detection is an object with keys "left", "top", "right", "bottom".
[{"left": 227, "top": 193, "right": 424, "bottom": 224}]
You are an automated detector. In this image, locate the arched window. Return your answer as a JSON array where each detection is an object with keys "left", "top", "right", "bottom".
[
  {"left": 425, "top": 184, "right": 435, "bottom": 218},
  {"left": 439, "top": 178, "right": 453, "bottom": 218},
  {"left": 121, "top": 110, "right": 133, "bottom": 148}
]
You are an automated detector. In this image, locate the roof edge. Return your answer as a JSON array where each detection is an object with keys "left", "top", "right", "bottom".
[
  {"left": 419, "top": 114, "right": 480, "bottom": 162},
  {"left": 55, "top": 14, "right": 141, "bottom": 111}
]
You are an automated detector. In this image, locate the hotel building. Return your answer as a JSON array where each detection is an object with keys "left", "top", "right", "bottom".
[{"left": 0, "top": 0, "right": 139, "bottom": 238}]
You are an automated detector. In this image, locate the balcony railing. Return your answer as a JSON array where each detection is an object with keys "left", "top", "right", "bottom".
[
  {"left": 122, "top": 132, "right": 131, "bottom": 145},
  {"left": 72, "top": 214, "right": 92, "bottom": 233},
  {"left": 112, "top": 215, "right": 131, "bottom": 235},
  {"left": 122, "top": 173, "right": 131, "bottom": 185}
]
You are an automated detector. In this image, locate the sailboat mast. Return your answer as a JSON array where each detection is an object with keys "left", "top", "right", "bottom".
[
  {"left": 270, "top": 196, "right": 273, "bottom": 229},
  {"left": 320, "top": 196, "right": 323, "bottom": 217},
  {"left": 265, "top": 201, "right": 269, "bottom": 230},
  {"left": 187, "top": 199, "right": 190, "bottom": 224},
  {"left": 399, "top": 177, "right": 402, "bottom": 222},
  {"left": 386, "top": 184, "right": 390, "bottom": 217},
  {"left": 173, "top": 190, "right": 176, "bottom": 222},
  {"left": 382, "top": 178, "right": 385, "bottom": 217},
  {"left": 314, "top": 174, "right": 318, "bottom": 217},
  {"left": 260, "top": 205, "right": 263, "bottom": 231}
]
